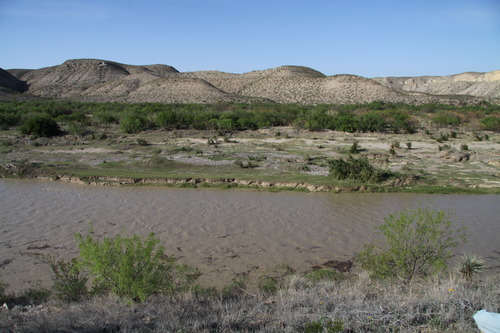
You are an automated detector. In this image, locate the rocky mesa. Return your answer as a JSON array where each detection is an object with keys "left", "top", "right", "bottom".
[{"left": 2, "top": 59, "right": 499, "bottom": 104}]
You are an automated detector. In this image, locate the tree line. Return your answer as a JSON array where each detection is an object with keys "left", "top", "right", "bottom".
[{"left": 1, "top": 100, "right": 498, "bottom": 137}]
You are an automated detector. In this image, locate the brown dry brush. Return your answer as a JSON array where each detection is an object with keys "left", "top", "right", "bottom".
[{"left": 0, "top": 273, "right": 498, "bottom": 333}]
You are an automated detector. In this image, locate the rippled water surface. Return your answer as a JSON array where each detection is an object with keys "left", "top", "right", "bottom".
[{"left": 0, "top": 179, "right": 498, "bottom": 291}]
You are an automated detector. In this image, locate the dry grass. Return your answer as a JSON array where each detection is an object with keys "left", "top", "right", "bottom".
[{"left": 1, "top": 273, "right": 497, "bottom": 332}]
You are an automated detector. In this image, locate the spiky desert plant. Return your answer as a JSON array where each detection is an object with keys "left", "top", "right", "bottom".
[{"left": 455, "top": 254, "right": 485, "bottom": 281}]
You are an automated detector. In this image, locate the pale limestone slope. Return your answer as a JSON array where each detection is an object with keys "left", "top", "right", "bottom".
[{"left": 373, "top": 70, "right": 500, "bottom": 98}]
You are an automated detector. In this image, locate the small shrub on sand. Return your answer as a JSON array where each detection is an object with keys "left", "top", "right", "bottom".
[{"left": 349, "top": 141, "right": 359, "bottom": 154}]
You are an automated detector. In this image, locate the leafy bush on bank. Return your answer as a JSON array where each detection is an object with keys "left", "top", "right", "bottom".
[
  {"left": 358, "top": 207, "right": 466, "bottom": 283},
  {"left": 74, "top": 231, "right": 199, "bottom": 302},
  {"left": 328, "top": 156, "right": 391, "bottom": 183}
]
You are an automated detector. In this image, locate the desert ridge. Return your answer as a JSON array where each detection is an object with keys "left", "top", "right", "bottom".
[{"left": 2, "top": 59, "right": 499, "bottom": 104}]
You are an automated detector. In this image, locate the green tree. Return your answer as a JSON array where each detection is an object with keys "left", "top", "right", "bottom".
[{"left": 357, "top": 208, "right": 466, "bottom": 283}]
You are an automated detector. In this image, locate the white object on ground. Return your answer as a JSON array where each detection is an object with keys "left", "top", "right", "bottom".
[{"left": 474, "top": 309, "right": 500, "bottom": 333}]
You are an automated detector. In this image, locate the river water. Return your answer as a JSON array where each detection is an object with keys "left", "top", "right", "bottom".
[{"left": 0, "top": 179, "right": 498, "bottom": 291}]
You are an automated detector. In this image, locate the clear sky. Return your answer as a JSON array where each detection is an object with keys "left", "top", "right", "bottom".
[{"left": 0, "top": 0, "right": 499, "bottom": 77}]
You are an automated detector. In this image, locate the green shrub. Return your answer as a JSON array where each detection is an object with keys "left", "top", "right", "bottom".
[
  {"left": 357, "top": 208, "right": 466, "bottom": 283},
  {"left": 333, "top": 111, "right": 358, "bottom": 133},
  {"left": 305, "top": 268, "right": 344, "bottom": 283},
  {"left": 349, "top": 141, "right": 359, "bottom": 154},
  {"left": 75, "top": 232, "right": 199, "bottom": 302},
  {"left": 136, "top": 138, "right": 148, "bottom": 146},
  {"left": 385, "top": 110, "right": 416, "bottom": 134},
  {"left": 0, "top": 112, "right": 21, "bottom": 129},
  {"left": 328, "top": 156, "right": 389, "bottom": 183},
  {"left": 93, "top": 111, "right": 117, "bottom": 126},
  {"left": 120, "top": 113, "right": 149, "bottom": 134},
  {"left": 43, "top": 256, "right": 88, "bottom": 302},
  {"left": 432, "top": 112, "right": 461, "bottom": 127},
  {"left": 304, "top": 318, "right": 344, "bottom": 333},
  {"left": 156, "top": 110, "right": 178, "bottom": 129},
  {"left": 438, "top": 144, "right": 452, "bottom": 151},
  {"left": 480, "top": 116, "right": 500, "bottom": 132},
  {"left": 359, "top": 111, "right": 387, "bottom": 132},
  {"left": 20, "top": 114, "right": 61, "bottom": 137}
]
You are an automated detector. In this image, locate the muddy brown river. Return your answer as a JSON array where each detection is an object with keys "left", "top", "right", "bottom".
[{"left": 0, "top": 179, "right": 498, "bottom": 292}]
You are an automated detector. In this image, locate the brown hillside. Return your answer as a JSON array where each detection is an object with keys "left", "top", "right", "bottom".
[{"left": 6, "top": 59, "right": 498, "bottom": 104}]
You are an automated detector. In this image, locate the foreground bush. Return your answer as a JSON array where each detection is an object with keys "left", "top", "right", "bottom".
[
  {"left": 75, "top": 232, "right": 199, "bottom": 302},
  {"left": 358, "top": 208, "right": 466, "bottom": 283}
]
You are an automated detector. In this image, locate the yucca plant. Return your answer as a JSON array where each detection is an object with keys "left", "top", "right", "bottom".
[{"left": 455, "top": 253, "right": 485, "bottom": 281}]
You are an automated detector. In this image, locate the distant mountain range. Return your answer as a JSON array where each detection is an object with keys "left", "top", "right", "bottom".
[{"left": 1, "top": 59, "right": 499, "bottom": 104}]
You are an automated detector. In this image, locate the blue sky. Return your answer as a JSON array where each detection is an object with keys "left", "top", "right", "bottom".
[{"left": 0, "top": 0, "right": 499, "bottom": 77}]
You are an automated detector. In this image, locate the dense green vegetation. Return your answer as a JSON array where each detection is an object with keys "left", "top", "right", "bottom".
[{"left": 1, "top": 100, "right": 499, "bottom": 135}]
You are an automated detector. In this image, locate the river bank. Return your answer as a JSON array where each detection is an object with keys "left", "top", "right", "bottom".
[{"left": 1, "top": 125, "right": 499, "bottom": 194}]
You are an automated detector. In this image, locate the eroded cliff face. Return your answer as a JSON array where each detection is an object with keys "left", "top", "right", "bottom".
[
  {"left": 373, "top": 70, "right": 500, "bottom": 99},
  {"left": 2, "top": 59, "right": 498, "bottom": 104}
]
